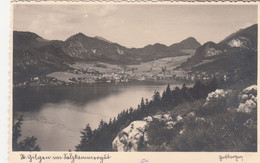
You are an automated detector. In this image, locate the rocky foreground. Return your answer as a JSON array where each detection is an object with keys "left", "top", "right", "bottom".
[{"left": 112, "top": 85, "right": 257, "bottom": 151}]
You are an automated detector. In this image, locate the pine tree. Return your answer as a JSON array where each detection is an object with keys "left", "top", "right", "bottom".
[
  {"left": 18, "top": 136, "right": 40, "bottom": 151},
  {"left": 145, "top": 98, "right": 149, "bottom": 105},
  {"left": 140, "top": 97, "right": 145, "bottom": 108},
  {"left": 13, "top": 116, "right": 40, "bottom": 151},
  {"left": 75, "top": 124, "right": 93, "bottom": 151},
  {"left": 162, "top": 84, "right": 173, "bottom": 108},
  {"left": 13, "top": 116, "right": 23, "bottom": 149},
  {"left": 165, "top": 84, "right": 171, "bottom": 97},
  {"left": 153, "top": 90, "right": 161, "bottom": 108},
  {"left": 98, "top": 120, "right": 105, "bottom": 130},
  {"left": 109, "top": 118, "right": 112, "bottom": 125},
  {"left": 129, "top": 107, "right": 134, "bottom": 113}
]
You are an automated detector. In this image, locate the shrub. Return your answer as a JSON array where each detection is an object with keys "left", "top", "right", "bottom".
[
  {"left": 145, "top": 119, "right": 179, "bottom": 151},
  {"left": 170, "top": 111, "right": 256, "bottom": 151},
  {"left": 197, "top": 90, "right": 239, "bottom": 116}
]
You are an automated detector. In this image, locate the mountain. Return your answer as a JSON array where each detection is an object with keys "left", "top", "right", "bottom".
[
  {"left": 169, "top": 37, "right": 201, "bottom": 50},
  {"left": 13, "top": 31, "right": 74, "bottom": 84},
  {"left": 130, "top": 43, "right": 171, "bottom": 62},
  {"left": 130, "top": 37, "right": 201, "bottom": 62},
  {"left": 61, "top": 33, "right": 201, "bottom": 63},
  {"left": 13, "top": 31, "right": 201, "bottom": 84},
  {"left": 94, "top": 36, "right": 113, "bottom": 44},
  {"left": 14, "top": 32, "right": 200, "bottom": 65},
  {"left": 220, "top": 24, "right": 257, "bottom": 49},
  {"left": 13, "top": 24, "right": 256, "bottom": 85},
  {"left": 178, "top": 24, "right": 257, "bottom": 81},
  {"left": 61, "top": 33, "right": 136, "bottom": 64}
]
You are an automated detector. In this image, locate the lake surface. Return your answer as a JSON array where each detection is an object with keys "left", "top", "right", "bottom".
[{"left": 13, "top": 81, "right": 187, "bottom": 151}]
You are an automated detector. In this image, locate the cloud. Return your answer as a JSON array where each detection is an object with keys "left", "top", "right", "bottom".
[{"left": 82, "top": 5, "right": 118, "bottom": 17}]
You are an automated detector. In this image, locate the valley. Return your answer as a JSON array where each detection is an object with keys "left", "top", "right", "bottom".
[
  {"left": 18, "top": 55, "right": 191, "bottom": 87},
  {"left": 13, "top": 31, "right": 199, "bottom": 87}
]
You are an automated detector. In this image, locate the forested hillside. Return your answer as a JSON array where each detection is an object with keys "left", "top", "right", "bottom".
[{"left": 75, "top": 78, "right": 257, "bottom": 151}]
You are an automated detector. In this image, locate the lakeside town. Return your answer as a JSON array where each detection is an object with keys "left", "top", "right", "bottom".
[{"left": 15, "top": 60, "right": 235, "bottom": 88}]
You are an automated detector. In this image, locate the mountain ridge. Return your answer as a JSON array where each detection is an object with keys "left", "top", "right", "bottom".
[
  {"left": 13, "top": 31, "right": 201, "bottom": 84},
  {"left": 177, "top": 24, "right": 257, "bottom": 82},
  {"left": 13, "top": 31, "right": 201, "bottom": 62},
  {"left": 14, "top": 24, "right": 257, "bottom": 85}
]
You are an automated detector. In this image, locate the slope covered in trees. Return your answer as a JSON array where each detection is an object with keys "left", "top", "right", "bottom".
[{"left": 75, "top": 79, "right": 219, "bottom": 151}]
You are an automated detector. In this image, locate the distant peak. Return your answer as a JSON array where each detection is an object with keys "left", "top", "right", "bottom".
[
  {"left": 170, "top": 37, "right": 201, "bottom": 49},
  {"left": 143, "top": 43, "right": 167, "bottom": 49},
  {"left": 184, "top": 37, "right": 196, "bottom": 41},
  {"left": 153, "top": 43, "right": 166, "bottom": 46},
  {"left": 74, "top": 32, "right": 87, "bottom": 37},
  {"left": 180, "top": 37, "right": 200, "bottom": 45},
  {"left": 94, "top": 36, "right": 113, "bottom": 44},
  {"left": 66, "top": 32, "right": 90, "bottom": 41}
]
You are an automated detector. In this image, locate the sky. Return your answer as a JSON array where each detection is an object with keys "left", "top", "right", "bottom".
[{"left": 13, "top": 4, "right": 257, "bottom": 48}]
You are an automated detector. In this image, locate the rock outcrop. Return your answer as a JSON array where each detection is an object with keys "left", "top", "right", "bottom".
[
  {"left": 203, "top": 89, "right": 232, "bottom": 107},
  {"left": 112, "top": 121, "right": 148, "bottom": 152},
  {"left": 236, "top": 85, "right": 257, "bottom": 113},
  {"left": 112, "top": 110, "right": 209, "bottom": 151},
  {"left": 112, "top": 113, "right": 178, "bottom": 151}
]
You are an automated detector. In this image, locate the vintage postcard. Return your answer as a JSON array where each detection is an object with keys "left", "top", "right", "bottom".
[{"left": 9, "top": 1, "right": 260, "bottom": 163}]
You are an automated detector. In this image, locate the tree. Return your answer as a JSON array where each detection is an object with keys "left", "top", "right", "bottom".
[
  {"left": 181, "top": 83, "right": 193, "bottom": 101},
  {"left": 13, "top": 116, "right": 23, "bottom": 149},
  {"left": 98, "top": 120, "right": 105, "bottom": 130},
  {"left": 109, "top": 118, "right": 112, "bottom": 125},
  {"left": 129, "top": 107, "right": 134, "bottom": 113},
  {"left": 161, "top": 84, "right": 173, "bottom": 107},
  {"left": 191, "top": 80, "right": 204, "bottom": 99},
  {"left": 140, "top": 97, "right": 145, "bottom": 108},
  {"left": 18, "top": 136, "right": 40, "bottom": 151},
  {"left": 75, "top": 124, "right": 93, "bottom": 151},
  {"left": 153, "top": 90, "right": 161, "bottom": 107},
  {"left": 165, "top": 84, "right": 171, "bottom": 96},
  {"left": 145, "top": 99, "right": 149, "bottom": 105},
  {"left": 13, "top": 116, "right": 40, "bottom": 151}
]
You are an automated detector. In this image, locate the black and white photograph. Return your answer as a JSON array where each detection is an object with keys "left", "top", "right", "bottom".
[{"left": 12, "top": 3, "right": 257, "bottom": 153}]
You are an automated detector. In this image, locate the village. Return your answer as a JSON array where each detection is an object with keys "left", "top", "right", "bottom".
[{"left": 15, "top": 63, "right": 235, "bottom": 87}]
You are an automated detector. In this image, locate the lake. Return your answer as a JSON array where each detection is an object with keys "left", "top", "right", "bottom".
[{"left": 13, "top": 81, "right": 188, "bottom": 151}]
